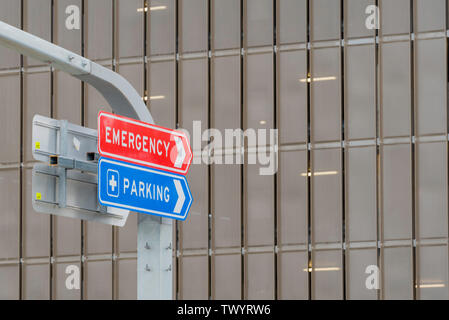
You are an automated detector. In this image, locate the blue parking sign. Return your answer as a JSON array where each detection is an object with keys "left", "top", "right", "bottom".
[{"left": 98, "top": 157, "right": 193, "bottom": 221}]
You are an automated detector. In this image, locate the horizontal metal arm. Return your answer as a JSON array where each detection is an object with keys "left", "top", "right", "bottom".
[{"left": 0, "top": 20, "right": 153, "bottom": 124}]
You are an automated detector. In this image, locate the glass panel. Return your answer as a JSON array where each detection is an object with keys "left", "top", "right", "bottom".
[
  {"left": 313, "top": 250, "right": 343, "bottom": 300},
  {"left": 415, "top": 38, "right": 446, "bottom": 136},
  {"left": 149, "top": 61, "right": 176, "bottom": 129},
  {"left": 23, "top": 264, "right": 50, "bottom": 300},
  {"left": 86, "top": 222, "right": 113, "bottom": 255},
  {"left": 279, "top": 50, "right": 307, "bottom": 144},
  {"left": 311, "top": 0, "right": 340, "bottom": 41},
  {"left": 86, "top": 0, "right": 113, "bottom": 60},
  {"left": 311, "top": 47, "right": 341, "bottom": 142},
  {"left": 246, "top": 253, "right": 274, "bottom": 300},
  {"left": 278, "top": 251, "right": 308, "bottom": 299},
  {"left": 347, "top": 249, "right": 377, "bottom": 300},
  {"left": 117, "top": 0, "right": 144, "bottom": 58},
  {"left": 213, "top": 254, "right": 241, "bottom": 299},
  {"left": 312, "top": 148, "right": 342, "bottom": 244},
  {"left": 55, "top": 0, "right": 82, "bottom": 54},
  {"left": 213, "top": 164, "right": 241, "bottom": 249},
  {"left": 213, "top": 0, "right": 240, "bottom": 50},
  {"left": 22, "top": 169, "right": 50, "bottom": 258},
  {"left": 417, "top": 245, "right": 449, "bottom": 300},
  {"left": 180, "top": 0, "right": 208, "bottom": 53},
  {"left": 346, "top": 44, "right": 376, "bottom": 140},
  {"left": 383, "top": 246, "right": 413, "bottom": 299},
  {"left": 0, "top": 169, "right": 19, "bottom": 260},
  {"left": 0, "top": 0, "right": 21, "bottom": 69},
  {"left": 149, "top": 0, "right": 175, "bottom": 55},
  {"left": 180, "top": 255, "right": 208, "bottom": 299},
  {"left": 118, "top": 212, "right": 137, "bottom": 253},
  {"left": 85, "top": 77, "right": 112, "bottom": 129},
  {"left": 380, "top": 0, "right": 410, "bottom": 36},
  {"left": 278, "top": 0, "right": 306, "bottom": 45},
  {"left": 0, "top": 74, "right": 20, "bottom": 164},
  {"left": 53, "top": 216, "right": 81, "bottom": 257},
  {"left": 347, "top": 147, "right": 377, "bottom": 242},
  {"left": 23, "top": 0, "right": 51, "bottom": 66},
  {"left": 346, "top": 0, "right": 375, "bottom": 39},
  {"left": 415, "top": 0, "right": 446, "bottom": 33},
  {"left": 0, "top": 264, "right": 19, "bottom": 300},
  {"left": 416, "top": 142, "right": 448, "bottom": 239},
  {"left": 381, "top": 41, "right": 411, "bottom": 138},
  {"left": 246, "top": 164, "right": 274, "bottom": 247},
  {"left": 54, "top": 71, "right": 82, "bottom": 124},
  {"left": 246, "top": 0, "right": 273, "bottom": 47},
  {"left": 54, "top": 262, "right": 81, "bottom": 300},
  {"left": 279, "top": 150, "right": 308, "bottom": 245},
  {"left": 85, "top": 260, "right": 113, "bottom": 300},
  {"left": 382, "top": 144, "right": 412, "bottom": 240}
]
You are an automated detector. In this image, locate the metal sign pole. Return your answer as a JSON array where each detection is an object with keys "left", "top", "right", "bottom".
[{"left": 0, "top": 20, "right": 172, "bottom": 299}]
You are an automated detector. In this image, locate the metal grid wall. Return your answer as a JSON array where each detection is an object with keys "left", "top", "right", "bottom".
[{"left": 1, "top": 0, "right": 449, "bottom": 300}]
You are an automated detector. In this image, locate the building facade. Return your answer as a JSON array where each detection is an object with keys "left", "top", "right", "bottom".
[{"left": 1, "top": 0, "right": 449, "bottom": 300}]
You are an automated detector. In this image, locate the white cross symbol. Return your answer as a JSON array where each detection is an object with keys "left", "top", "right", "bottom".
[{"left": 109, "top": 175, "right": 117, "bottom": 192}]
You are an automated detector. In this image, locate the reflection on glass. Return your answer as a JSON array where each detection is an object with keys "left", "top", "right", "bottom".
[
  {"left": 137, "top": 6, "right": 167, "bottom": 12},
  {"left": 299, "top": 76, "right": 337, "bottom": 83},
  {"left": 303, "top": 267, "right": 340, "bottom": 272},
  {"left": 300, "top": 171, "right": 338, "bottom": 177}
]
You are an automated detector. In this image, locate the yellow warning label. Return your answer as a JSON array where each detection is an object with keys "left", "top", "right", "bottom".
[
  {"left": 35, "top": 142, "right": 41, "bottom": 150},
  {"left": 36, "top": 192, "right": 42, "bottom": 200}
]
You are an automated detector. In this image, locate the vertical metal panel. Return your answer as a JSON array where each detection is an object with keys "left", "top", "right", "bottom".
[
  {"left": 310, "top": 0, "right": 340, "bottom": 41},
  {"left": 311, "top": 47, "right": 341, "bottom": 143},
  {"left": 149, "top": 0, "right": 175, "bottom": 55},
  {"left": 246, "top": 164, "right": 274, "bottom": 247},
  {"left": 180, "top": 255, "right": 209, "bottom": 299},
  {"left": 382, "top": 144, "right": 412, "bottom": 240},
  {"left": 181, "top": 163, "right": 209, "bottom": 250},
  {"left": 0, "top": 264, "right": 20, "bottom": 300},
  {"left": 117, "top": 0, "right": 144, "bottom": 59},
  {"left": 346, "top": 147, "right": 377, "bottom": 242},
  {"left": 278, "top": 0, "right": 306, "bottom": 45},
  {"left": 212, "top": 254, "right": 241, "bottom": 299},
  {"left": 22, "top": 263, "right": 50, "bottom": 300},
  {"left": 278, "top": 150, "right": 307, "bottom": 246},
  {"left": 380, "top": 41, "right": 411, "bottom": 138},
  {"left": 212, "top": 0, "right": 240, "bottom": 50},
  {"left": 212, "top": 55, "right": 240, "bottom": 132},
  {"left": 180, "top": 0, "right": 208, "bottom": 53},
  {"left": 117, "top": 212, "right": 138, "bottom": 253},
  {"left": 23, "top": 0, "right": 52, "bottom": 67},
  {"left": 417, "top": 245, "right": 449, "bottom": 300},
  {"left": 54, "top": 0, "right": 82, "bottom": 54},
  {"left": 86, "top": 0, "right": 113, "bottom": 60},
  {"left": 117, "top": 259, "right": 137, "bottom": 300},
  {"left": 312, "top": 250, "right": 343, "bottom": 300},
  {"left": 347, "top": 248, "right": 377, "bottom": 300},
  {"left": 23, "top": 71, "right": 51, "bottom": 163},
  {"left": 246, "top": 53, "right": 273, "bottom": 135},
  {"left": 382, "top": 246, "right": 413, "bottom": 299},
  {"left": 85, "top": 223, "right": 113, "bottom": 255},
  {"left": 345, "top": 45, "right": 376, "bottom": 140},
  {"left": 22, "top": 168, "right": 50, "bottom": 258},
  {"left": 53, "top": 262, "right": 81, "bottom": 300},
  {"left": 149, "top": 61, "right": 175, "bottom": 129},
  {"left": 54, "top": 71, "right": 82, "bottom": 124},
  {"left": 380, "top": 0, "right": 410, "bottom": 36},
  {"left": 416, "top": 142, "right": 448, "bottom": 239},
  {"left": 415, "top": 0, "right": 446, "bottom": 32},
  {"left": 212, "top": 164, "right": 241, "bottom": 249},
  {"left": 312, "top": 148, "right": 342, "bottom": 245},
  {"left": 0, "top": 169, "right": 19, "bottom": 260},
  {"left": 415, "top": 38, "right": 447, "bottom": 136},
  {"left": 278, "top": 50, "right": 307, "bottom": 144},
  {"left": 0, "top": 0, "right": 21, "bottom": 69},
  {"left": 246, "top": 252, "right": 274, "bottom": 299},
  {"left": 345, "top": 0, "right": 375, "bottom": 39},
  {"left": 246, "top": 0, "right": 273, "bottom": 48},
  {"left": 278, "top": 251, "right": 308, "bottom": 299},
  {"left": 0, "top": 74, "right": 20, "bottom": 164},
  {"left": 84, "top": 260, "right": 113, "bottom": 299}
]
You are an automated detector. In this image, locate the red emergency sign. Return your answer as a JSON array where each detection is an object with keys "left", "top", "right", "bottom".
[{"left": 98, "top": 111, "right": 192, "bottom": 175}]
